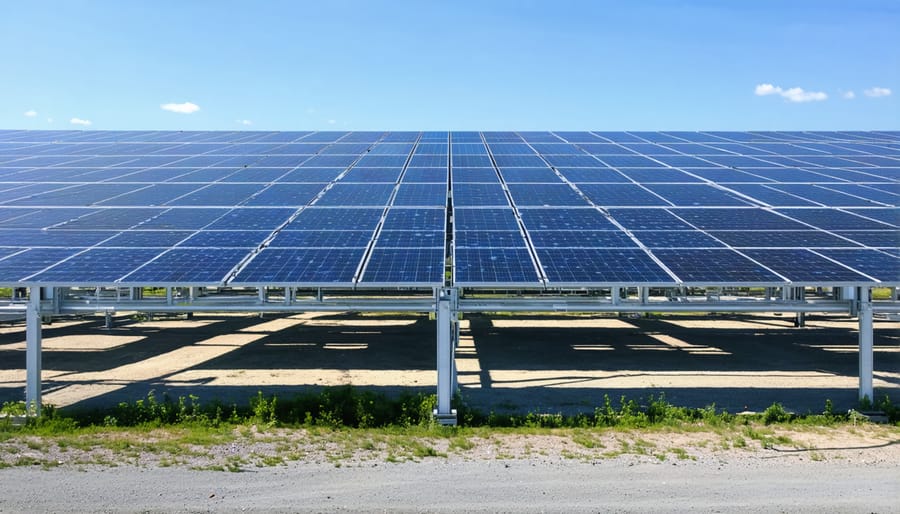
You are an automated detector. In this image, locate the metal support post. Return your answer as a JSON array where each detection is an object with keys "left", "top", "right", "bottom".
[
  {"left": 858, "top": 288, "right": 874, "bottom": 404},
  {"left": 434, "top": 288, "right": 457, "bottom": 425},
  {"left": 104, "top": 311, "right": 113, "bottom": 330},
  {"left": 640, "top": 287, "right": 649, "bottom": 304},
  {"left": 25, "top": 287, "right": 42, "bottom": 416},
  {"left": 611, "top": 286, "right": 621, "bottom": 306},
  {"left": 284, "top": 287, "right": 292, "bottom": 305},
  {"left": 795, "top": 288, "right": 806, "bottom": 327},
  {"left": 165, "top": 287, "right": 173, "bottom": 306}
]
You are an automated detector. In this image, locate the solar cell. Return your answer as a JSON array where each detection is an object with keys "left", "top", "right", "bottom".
[
  {"left": 631, "top": 231, "right": 725, "bottom": 248},
  {"left": 99, "top": 231, "right": 193, "bottom": 247},
  {"left": 392, "top": 184, "right": 448, "bottom": 206},
  {"left": 232, "top": 248, "right": 365, "bottom": 284},
  {"left": 818, "top": 249, "right": 900, "bottom": 282},
  {"left": 451, "top": 168, "right": 499, "bottom": 182},
  {"left": 382, "top": 208, "right": 445, "bottom": 230},
  {"left": 834, "top": 231, "right": 899, "bottom": 247},
  {"left": 452, "top": 183, "right": 509, "bottom": 206},
  {"left": 644, "top": 184, "right": 752, "bottom": 206},
  {"left": 555, "top": 168, "right": 630, "bottom": 183},
  {"left": 608, "top": 208, "right": 693, "bottom": 230},
  {"left": 454, "top": 230, "right": 524, "bottom": 248},
  {"left": 709, "top": 230, "right": 861, "bottom": 248},
  {"left": 177, "top": 230, "right": 270, "bottom": 247},
  {"left": 507, "top": 183, "right": 587, "bottom": 206},
  {"left": 454, "top": 247, "right": 540, "bottom": 285},
  {"left": 741, "top": 249, "right": 872, "bottom": 283},
  {"left": 360, "top": 248, "right": 444, "bottom": 284},
  {"left": 846, "top": 208, "right": 900, "bottom": 227},
  {"left": 339, "top": 167, "right": 403, "bottom": 183},
  {"left": 577, "top": 184, "right": 669, "bottom": 206},
  {"left": 519, "top": 208, "right": 618, "bottom": 230},
  {"left": 0, "top": 229, "right": 112, "bottom": 247},
  {"left": 538, "top": 248, "right": 673, "bottom": 284},
  {"left": 777, "top": 208, "right": 895, "bottom": 230},
  {"left": 529, "top": 230, "right": 638, "bottom": 248},
  {"left": 167, "top": 184, "right": 265, "bottom": 206},
  {"left": 653, "top": 249, "right": 785, "bottom": 284},
  {"left": 375, "top": 230, "right": 445, "bottom": 247},
  {"left": 0, "top": 248, "right": 82, "bottom": 282},
  {"left": 402, "top": 167, "right": 448, "bottom": 183},
  {"left": 28, "top": 248, "right": 162, "bottom": 283},
  {"left": 244, "top": 184, "right": 326, "bottom": 206},
  {"left": 673, "top": 208, "right": 807, "bottom": 230},
  {"left": 316, "top": 183, "right": 395, "bottom": 206},
  {"left": 138, "top": 208, "right": 228, "bottom": 230},
  {"left": 498, "top": 167, "right": 562, "bottom": 183},
  {"left": 268, "top": 230, "right": 372, "bottom": 248},
  {"left": 287, "top": 208, "right": 384, "bottom": 231},
  {"left": 123, "top": 248, "right": 249, "bottom": 283},
  {"left": 205, "top": 208, "right": 295, "bottom": 230}
]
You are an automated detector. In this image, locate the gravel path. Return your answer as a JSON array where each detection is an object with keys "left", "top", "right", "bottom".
[{"left": 1, "top": 457, "right": 897, "bottom": 513}]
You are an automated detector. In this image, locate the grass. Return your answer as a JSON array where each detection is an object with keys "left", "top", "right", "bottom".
[{"left": 1, "top": 388, "right": 898, "bottom": 470}]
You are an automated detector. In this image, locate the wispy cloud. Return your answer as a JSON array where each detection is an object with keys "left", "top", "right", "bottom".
[
  {"left": 841, "top": 90, "right": 856, "bottom": 100},
  {"left": 24, "top": 109, "right": 37, "bottom": 117},
  {"left": 327, "top": 119, "right": 336, "bottom": 125},
  {"left": 864, "top": 87, "right": 891, "bottom": 98},
  {"left": 161, "top": 101, "right": 200, "bottom": 114},
  {"left": 755, "top": 83, "right": 827, "bottom": 103},
  {"left": 236, "top": 119, "right": 253, "bottom": 126},
  {"left": 70, "top": 117, "right": 92, "bottom": 126}
]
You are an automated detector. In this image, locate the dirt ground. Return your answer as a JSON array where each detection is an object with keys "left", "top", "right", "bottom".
[{"left": 0, "top": 311, "right": 898, "bottom": 414}]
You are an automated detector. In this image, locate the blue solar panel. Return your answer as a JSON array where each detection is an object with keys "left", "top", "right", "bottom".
[
  {"left": 673, "top": 208, "right": 807, "bottom": 230},
  {"left": 10, "top": 184, "right": 145, "bottom": 206},
  {"left": 777, "top": 208, "right": 895, "bottom": 230},
  {"left": 382, "top": 208, "right": 445, "bottom": 230},
  {"left": 99, "top": 231, "right": 193, "bottom": 247},
  {"left": 0, "top": 248, "right": 82, "bottom": 282},
  {"left": 360, "top": 248, "right": 444, "bottom": 284},
  {"left": 834, "top": 231, "right": 899, "bottom": 247},
  {"left": 542, "top": 155, "right": 602, "bottom": 168},
  {"left": 58, "top": 208, "right": 164, "bottom": 229},
  {"left": 653, "top": 249, "right": 784, "bottom": 284},
  {"left": 97, "top": 184, "right": 202, "bottom": 206},
  {"left": 376, "top": 230, "right": 444, "bottom": 247},
  {"left": 616, "top": 168, "right": 704, "bottom": 183},
  {"left": 220, "top": 167, "right": 290, "bottom": 183},
  {"left": 177, "top": 231, "right": 270, "bottom": 247},
  {"left": 454, "top": 248, "right": 540, "bottom": 285},
  {"left": 244, "top": 184, "right": 325, "bottom": 207},
  {"left": 409, "top": 154, "right": 448, "bottom": 167},
  {"left": 341, "top": 167, "right": 402, "bottom": 182},
  {"left": 316, "top": 183, "right": 394, "bottom": 206},
  {"left": 167, "top": 184, "right": 265, "bottom": 206},
  {"left": 499, "top": 168, "right": 562, "bottom": 183},
  {"left": 392, "top": 184, "right": 447, "bottom": 206},
  {"left": 556, "top": 168, "right": 630, "bottom": 183},
  {"left": 578, "top": 184, "right": 669, "bottom": 206},
  {"left": 279, "top": 168, "right": 344, "bottom": 182},
  {"left": 452, "top": 155, "right": 493, "bottom": 167},
  {"left": 741, "top": 249, "right": 872, "bottom": 283},
  {"left": 0, "top": 229, "right": 112, "bottom": 247},
  {"left": 138, "top": 208, "right": 228, "bottom": 230},
  {"left": 645, "top": 185, "right": 752, "bottom": 207},
  {"left": 28, "top": 248, "right": 162, "bottom": 283},
  {"left": 596, "top": 155, "right": 665, "bottom": 167},
  {"left": 519, "top": 208, "right": 618, "bottom": 230},
  {"left": 507, "top": 184, "right": 587, "bottom": 206},
  {"left": 709, "top": 230, "right": 861, "bottom": 248},
  {"left": 451, "top": 168, "right": 499, "bottom": 182},
  {"left": 205, "top": 208, "right": 295, "bottom": 230},
  {"left": 268, "top": 230, "right": 372, "bottom": 248},
  {"left": 768, "top": 185, "right": 881, "bottom": 207},
  {"left": 287, "top": 208, "right": 383, "bottom": 231},
  {"left": 492, "top": 154, "right": 547, "bottom": 167},
  {"left": 455, "top": 230, "right": 524, "bottom": 248},
  {"left": 846, "top": 208, "right": 900, "bottom": 227},
  {"left": 632, "top": 231, "right": 726, "bottom": 248},
  {"left": 123, "top": 248, "right": 248, "bottom": 283},
  {"left": 538, "top": 248, "right": 672, "bottom": 284},
  {"left": 529, "top": 230, "right": 638, "bottom": 248},
  {"left": 403, "top": 167, "right": 448, "bottom": 183},
  {"left": 723, "top": 185, "right": 820, "bottom": 207},
  {"left": 232, "top": 248, "right": 365, "bottom": 284},
  {"left": 453, "top": 183, "right": 509, "bottom": 206},
  {"left": 826, "top": 185, "right": 899, "bottom": 205},
  {"left": 818, "top": 249, "right": 900, "bottom": 282},
  {"left": 608, "top": 209, "right": 693, "bottom": 230}
]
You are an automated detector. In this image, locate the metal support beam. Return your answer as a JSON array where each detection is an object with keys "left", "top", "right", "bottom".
[
  {"left": 858, "top": 288, "right": 874, "bottom": 404},
  {"left": 25, "top": 287, "right": 42, "bottom": 416},
  {"left": 434, "top": 288, "right": 457, "bottom": 425}
]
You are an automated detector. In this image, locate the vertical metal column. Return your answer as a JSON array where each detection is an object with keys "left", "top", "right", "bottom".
[
  {"left": 434, "top": 288, "right": 457, "bottom": 425},
  {"left": 858, "top": 288, "right": 874, "bottom": 403},
  {"left": 25, "top": 287, "right": 42, "bottom": 416}
]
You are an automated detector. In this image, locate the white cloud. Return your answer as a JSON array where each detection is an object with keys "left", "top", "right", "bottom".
[
  {"left": 754, "top": 83, "right": 827, "bottom": 103},
  {"left": 236, "top": 119, "right": 253, "bottom": 126},
  {"left": 70, "top": 117, "right": 92, "bottom": 126},
  {"left": 161, "top": 101, "right": 200, "bottom": 114},
  {"left": 24, "top": 109, "right": 37, "bottom": 117},
  {"left": 864, "top": 87, "right": 891, "bottom": 98},
  {"left": 842, "top": 90, "right": 856, "bottom": 99}
]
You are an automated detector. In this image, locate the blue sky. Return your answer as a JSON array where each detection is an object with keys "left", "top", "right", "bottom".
[{"left": 2, "top": 1, "right": 898, "bottom": 131}]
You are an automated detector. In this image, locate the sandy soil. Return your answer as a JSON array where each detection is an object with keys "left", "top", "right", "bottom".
[{"left": 2, "top": 311, "right": 897, "bottom": 415}]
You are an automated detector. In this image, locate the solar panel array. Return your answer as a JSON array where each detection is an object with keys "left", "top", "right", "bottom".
[{"left": 0, "top": 130, "right": 897, "bottom": 288}]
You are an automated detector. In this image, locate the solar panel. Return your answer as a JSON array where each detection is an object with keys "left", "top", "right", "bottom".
[
  {"left": 538, "top": 248, "right": 673, "bottom": 284},
  {"left": 232, "top": 248, "right": 365, "bottom": 285},
  {"left": 653, "top": 249, "right": 785, "bottom": 284},
  {"left": 360, "top": 248, "right": 444, "bottom": 284},
  {"left": 3, "top": 130, "right": 896, "bottom": 288}
]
